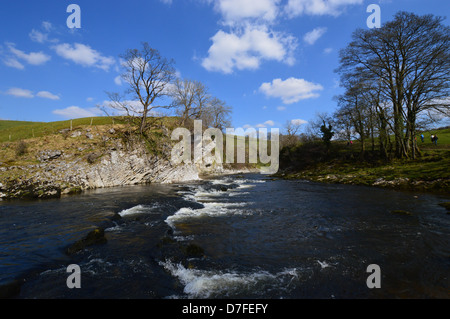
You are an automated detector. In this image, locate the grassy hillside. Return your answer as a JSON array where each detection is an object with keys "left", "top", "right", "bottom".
[
  {"left": 0, "top": 116, "right": 268, "bottom": 175},
  {"left": 0, "top": 117, "right": 117, "bottom": 143},
  {"left": 417, "top": 127, "right": 450, "bottom": 148},
  {"left": 0, "top": 120, "right": 43, "bottom": 130}
]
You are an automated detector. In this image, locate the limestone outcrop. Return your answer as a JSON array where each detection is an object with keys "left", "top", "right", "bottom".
[{"left": 0, "top": 136, "right": 224, "bottom": 200}]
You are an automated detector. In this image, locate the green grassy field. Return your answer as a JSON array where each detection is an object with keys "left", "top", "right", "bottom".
[
  {"left": 0, "top": 117, "right": 118, "bottom": 143},
  {"left": 417, "top": 128, "right": 450, "bottom": 149}
]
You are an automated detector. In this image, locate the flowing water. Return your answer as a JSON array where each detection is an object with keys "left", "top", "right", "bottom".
[{"left": 0, "top": 174, "right": 449, "bottom": 299}]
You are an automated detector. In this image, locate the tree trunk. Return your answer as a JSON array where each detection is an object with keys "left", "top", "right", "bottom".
[
  {"left": 359, "top": 132, "right": 365, "bottom": 159},
  {"left": 140, "top": 107, "right": 148, "bottom": 136},
  {"left": 379, "top": 125, "right": 388, "bottom": 159},
  {"left": 409, "top": 113, "right": 417, "bottom": 160},
  {"left": 393, "top": 102, "right": 405, "bottom": 158}
]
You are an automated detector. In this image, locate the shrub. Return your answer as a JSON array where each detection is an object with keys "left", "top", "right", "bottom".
[
  {"left": 86, "top": 152, "right": 99, "bottom": 164},
  {"left": 15, "top": 140, "right": 27, "bottom": 157}
]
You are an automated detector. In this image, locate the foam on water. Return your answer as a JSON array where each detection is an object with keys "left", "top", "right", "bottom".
[
  {"left": 235, "top": 179, "right": 266, "bottom": 184},
  {"left": 168, "top": 177, "right": 256, "bottom": 230},
  {"left": 210, "top": 179, "right": 234, "bottom": 185},
  {"left": 194, "top": 190, "right": 223, "bottom": 198},
  {"left": 228, "top": 191, "right": 250, "bottom": 197},
  {"left": 236, "top": 184, "right": 255, "bottom": 189},
  {"left": 173, "top": 235, "right": 195, "bottom": 242},
  {"left": 165, "top": 202, "right": 248, "bottom": 229},
  {"left": 105, "top": 224, "right": 122, "bottom": 232},
  {"left": 118, "top": 204, "right": 160, "bottom": 217},
  {"left": 176, "top": 177, "right": 261, "bottom": 202},
  {"left": 159, "top": 260, "right": 302, "bottom": 298}
]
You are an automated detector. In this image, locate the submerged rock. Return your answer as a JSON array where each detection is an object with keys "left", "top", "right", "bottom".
[
  {"left": 183, "top": 243, "right": 205, "bottom": 258},
  {"left": 66, "top": 228, "right": 107, "bottom": 255},
  {"left": 438, "top": 202, "right": 450, "bottom": 212},
  {"left": 156, "top": 235, "right": 206, "bottom": 263},
  {"left": 61, "top": 186, "right": 82, "bottom": 195},
  {"left": 391, "top": 210, "right": 413, "bottom": 216},
  {"left": 110, "top": 212, "right": 122, "bottom": 221}
]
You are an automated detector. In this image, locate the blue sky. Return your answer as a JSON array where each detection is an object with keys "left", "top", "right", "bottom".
[{"left": 0, "top": 0, "right": 448, "bottom": 131}]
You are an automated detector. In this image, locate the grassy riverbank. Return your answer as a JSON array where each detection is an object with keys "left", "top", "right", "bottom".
[
  {"left": 277, "top": 127, "right": 450, "bottom": 193},
  {"left": 1, "top": 118, "right": 449, "bottom": 194}
]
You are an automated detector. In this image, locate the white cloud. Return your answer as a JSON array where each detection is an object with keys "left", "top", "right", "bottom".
[
  {"left": 5, "top": 88, "right": 60, "bottom": 100},
  {"left": 195, "top": 0, "right": 362, "bottom": 74},
  {"left": 323, "top": 47, "right": 333, "bottom": 54},
  {"left": 277, "top": 106, "right": 286, "bottom": 111},
  {"left": 303, "top": 27, "right": 327, "bottom": 45},
  {"left": 243, "top": 120, "right": 277, "bottom": 129},
  {"left": 86, "top": 97, "right": 94, "bottom": 102},
  {"left": 285, "top": 0, "right": 363, "bottom": 17},
  {"left": 114, "top": 75, "right": 122, "bottom": 86},
  {"left": 7, "top": 44, "right": 51, "bottom": 65},
  {"left": 3, "top": 43, "right": 51, "bottom": 67},
  {"left": 5, "top": 88, "right": 34, "bottom": 98},
  {"left": 291, "top": 118, "right": 308, "bottom": 126},
  {"left": 29, "top": 21, "right": 58, "bottom": 44},
  {"left": 199, "top": 0, "right": 299, "bottom": 74},
  {"left": 214, "top": 0, "right": 280, "bottom": 25},
  {"left": 3, "top": 57, "right": 24, "bottom": 70},
  {"left": 29, "top": 29, "right": 48, "bottom": 43},
  {"left": 259, "top": 77, "right": 323, "bottom": 104},
  {"left": 42, "top": 21, "right": 52, "bottom": 32},
  {"left": 202, "top": 26, "right": 296, "bottom": 73},
  {"left": 52, "top": 106, "right": 101, "bottom": 119},
  {"left": 37, "top": 91, "right": 60, "bottom": 100},
  {"left": 53, "top": 43, "right": 115, "bottom": 71}
]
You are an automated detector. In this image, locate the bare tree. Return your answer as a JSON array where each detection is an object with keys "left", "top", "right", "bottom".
[
  {"left": 281, "top": 120, "right": 303, "bottom": 148},
  {"left": 105, "top": 42, "right": 176, "bottom": 136},
  {"left": 337, "top": 12, "right": 450, "bottom": 159},
  {"left": 170, "top": 78, "right": 209, "bottom": 127},
  {"left": 204, "top": 97, "right": 232, "bottom": 131},
  {"left": 335, "top": 76, "right": 379, "bottom": 158},
  {"left": 169, "top": 77, "right": 232, "bottom": 131}
]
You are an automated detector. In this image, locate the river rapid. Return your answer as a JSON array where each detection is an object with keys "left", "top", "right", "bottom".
[{"left": 0, "top": 173, "right": 449, "bottom": 299}]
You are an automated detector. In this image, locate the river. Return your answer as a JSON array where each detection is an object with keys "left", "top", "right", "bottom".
[{"left": 0, "top": 173, "right": 449, "bottom": 299}]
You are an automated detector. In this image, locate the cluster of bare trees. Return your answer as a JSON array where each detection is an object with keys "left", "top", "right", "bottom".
[
  {"left": 280, "top": 120, "right": 304, "bottom": 148},
  {"left": 334, "top": 11, "right": 450, "bottom": 159},
  {"left": 104, "top": 42, "right": 232, "bottom": 137},
  {"left": 170, "top": 78, "right": 232, "bottom": 131}
]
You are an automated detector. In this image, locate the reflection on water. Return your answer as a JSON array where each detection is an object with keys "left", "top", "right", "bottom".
[{"left": 1, "top": 174, "right": 449, "bottom": 298}]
